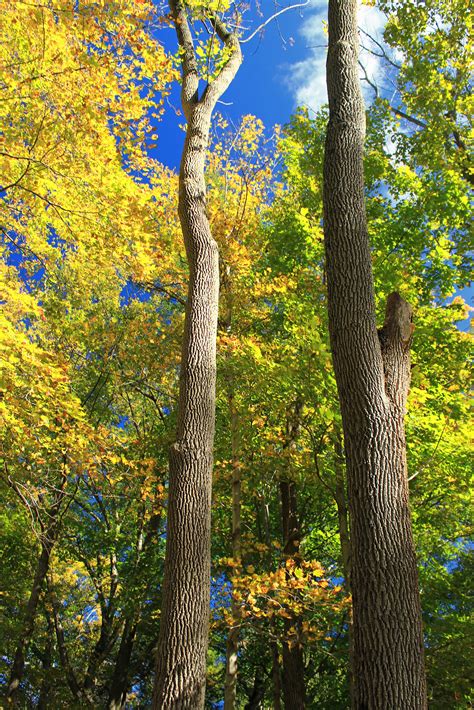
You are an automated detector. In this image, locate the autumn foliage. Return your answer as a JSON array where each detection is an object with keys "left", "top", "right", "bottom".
[{"left": 0, "top": 0, "right": 472, "bottom": 708}]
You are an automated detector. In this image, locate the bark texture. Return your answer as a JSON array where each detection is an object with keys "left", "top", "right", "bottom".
[
  {"left": 323, "top": 2, "right": 427, "bottom": 708},
  {"left": 153, "top": 4, "right": 241, "bottom": 707}
]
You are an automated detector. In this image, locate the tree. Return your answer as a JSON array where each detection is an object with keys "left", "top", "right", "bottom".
[
  {"left": 152, "top": 2, "right": 242, "bottom": 707},
  {"left": 1, "top": 1, "right": 472, "bottom": 706},
  {"left": 322, "top": 1, "right": 427, "bottom": 707}
]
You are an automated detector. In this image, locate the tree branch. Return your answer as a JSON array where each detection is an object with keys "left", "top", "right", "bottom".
[
  {"left": 241, "top": 2, "right": 309, "bottom": 44},
  {"left": 201, "top": 15, "right": 242, "bottom": 112},
  {"left": 169, "top": 0, "right": 199, "bottom": 121}
]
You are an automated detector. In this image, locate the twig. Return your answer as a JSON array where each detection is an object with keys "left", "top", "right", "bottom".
[{"left": 241, "top": 2, "right": 309, "bottom": 44}]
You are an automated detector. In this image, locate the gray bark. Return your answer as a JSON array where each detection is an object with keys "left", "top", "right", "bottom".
[
  {"left": 153, "top": 4, "right": 241, "bottom": 708},
  {"left": 323, "top": 1, "right": 427, "bottom": 708}
]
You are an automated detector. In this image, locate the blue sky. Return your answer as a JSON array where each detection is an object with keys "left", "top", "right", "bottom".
[
  {"left": 153, "top": 1, "right": 389, "bottom": 169},
  {"left": 151, "top": 1, "right": 472, "bottom": 324},
  {"left": 154, "top": 3, "right": 318, "bottom": 169}
]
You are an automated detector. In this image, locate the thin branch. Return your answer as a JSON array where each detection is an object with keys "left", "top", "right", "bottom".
[
  {"left": 359, "top": 27, "right": 402, "bottom": 70},
  {"left": 390, "top": 105, "right": 427, "bottom": 129},
  {"left": 408, "top": 422, "right": 447, "bottom": 482},
  {"left": 0, "top": 226, "right": 48, "bottom": 272},
  {"left": 201, "top": 14, "right": 242, "bottom": 111},
  {"left": 241, "top": 2, "right": 309, "bottom": 44},
  {"left": 1, "top": 161, "right": 32, "bottom": 193},
  {"left": 359, "top": 60, "right": 379, "bottom": 99}
]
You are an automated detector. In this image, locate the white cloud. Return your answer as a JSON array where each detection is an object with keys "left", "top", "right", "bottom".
[{"left": 286, "top": 1, "right": 387, "bottom": 112}]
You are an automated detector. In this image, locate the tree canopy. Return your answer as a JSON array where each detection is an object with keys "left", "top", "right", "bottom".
[{"left": 0, "top": 0, "right": 472, "bottom": 707}]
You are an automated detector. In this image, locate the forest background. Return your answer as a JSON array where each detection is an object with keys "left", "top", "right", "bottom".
[{"left": 0, "top": 0, "right": 472, "bottom": 707}]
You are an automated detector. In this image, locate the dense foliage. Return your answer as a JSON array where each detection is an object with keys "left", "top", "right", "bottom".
[{"left": 0, "top": 0, "right": 472, "bottom": 707}]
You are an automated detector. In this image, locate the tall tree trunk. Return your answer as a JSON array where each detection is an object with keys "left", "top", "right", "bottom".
[
  {"left": 280, "top": 480, "right": 306, "bottom": 710},
  {"left": 244, "top": 668, "right": 265, "bottom": 710},
  {"left": 322, "top": 1, "right": 427, "bottom": 708},
  {"left": 37, "top": 609, "right": 53, "bottom": 710},
  {"left": 6, "top": 539, "right": 53, "bottom": 703},
  {"left": 271, "top": 640, "right": 282, "bottom": 710},
  {"left": 280, "top": 400, "right": 306, "bottom": 710},
  {"left": 108, "top": 507, "right": 160, "bottom": 710},
  {"left": 49, "top": 579, "right": 89, "bottom": 705},
  {"left": 6, "top": 473, "right": 68, "bottom": 705},
  {"left": 224, "top": 399, "right": 242, "bottom": 710},
  {"left": 153, "top": 4, "right": 241, "bottom": 708},
  {"left": 108, "top": 618, "right": 138, "bottom": 710},
  {"left": 83, "top": 551, "right": 120, "bottom": 696}
]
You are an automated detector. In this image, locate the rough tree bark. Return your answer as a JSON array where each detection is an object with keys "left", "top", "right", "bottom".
[
  {"left": 322, "top": 1, "right": 427, "bottom": 708},
  {"left": 152, "top": 3, "right": 241, "bottom": 707},
  {"left": 333, "top": 432, "right": 351, "bottom": 586}
]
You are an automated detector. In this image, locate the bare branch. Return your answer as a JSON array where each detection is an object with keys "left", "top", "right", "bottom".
[
  {"left": 359, "top": 27, "right": 402, "bottom": 70},
  {"left": 241, "top": 2, "right": 309, "bottom": 44},
  {"left": 359, "top": 60, "right": 379, "bottom": 99},
  {"left": 390, "top": 106, "right": 427, "bottom": 129},
  {"left": 408, "top": 422, "right": 447, "bottom": 482}
]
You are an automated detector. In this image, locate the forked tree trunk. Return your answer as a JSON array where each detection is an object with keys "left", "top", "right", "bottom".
[
  {"left": 153, "top": 3, "right": 241, "bottom": 707},
  {"left": 323, "top": 1, "right": 427, "bottom": 707}
]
